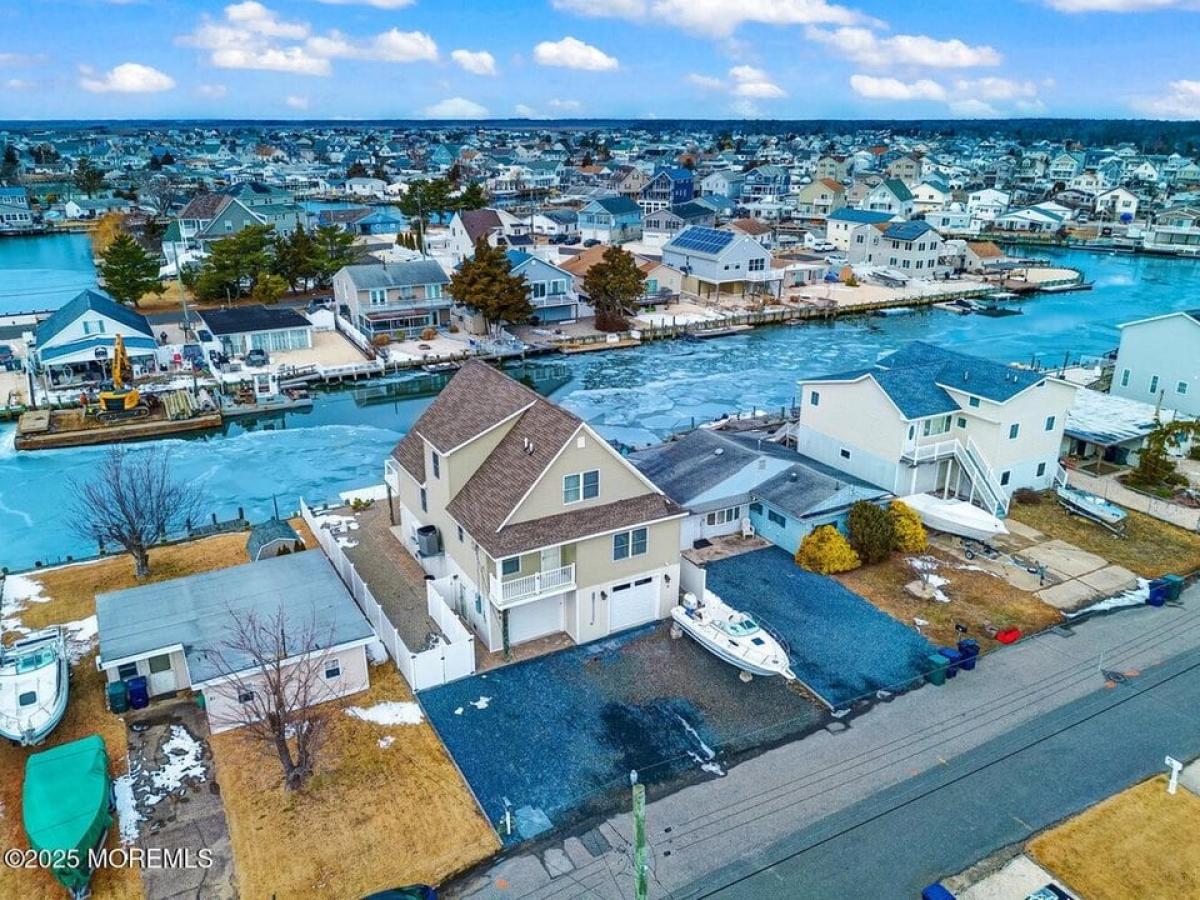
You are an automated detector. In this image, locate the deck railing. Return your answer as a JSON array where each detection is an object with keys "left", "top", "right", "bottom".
[{"left": 489, "top": 563, "right": 576, "bottom": 609}]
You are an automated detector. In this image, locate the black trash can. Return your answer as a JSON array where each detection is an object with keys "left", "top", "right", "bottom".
[{"left": 956, "top": 639, "right": 980, "bottom": 671}]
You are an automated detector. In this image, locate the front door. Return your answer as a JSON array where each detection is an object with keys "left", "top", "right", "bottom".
[
  {"left": 147, "top": 654, "right": 176, "bottom": 696},
  {"left": 540, "top": 546, "right": 561, "bottom": 574}
]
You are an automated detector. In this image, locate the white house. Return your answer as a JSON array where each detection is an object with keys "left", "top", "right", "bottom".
[
  {"left": 910, "top": 180, "right": 952, "bottom": 214},
  {"left": 967, "top": 188, "right": 1010, "bottom": 222},
  {"left": 825, "top": 208, "right": 896, "bottom": 252},
  {"left": 792, "top": 342, "right": 1076, "bottom": 517},
  {"left": 32, "top": 289, "right": 157, "bottom": 387},
  {"left": 846, "top": 220, "right": 943, "bottom": 276},
  {"left": 1095, "top": 187, "right": 1139, "bottom": 221},
  {"left": 660, "top": 225, "right": 778, "bottom": 300},
  {"left": 1111, "top": 310, "right": 1200, "bottom": 416},
  {"left": 861, "top": 179, "right": 914, "bottom": 218}
]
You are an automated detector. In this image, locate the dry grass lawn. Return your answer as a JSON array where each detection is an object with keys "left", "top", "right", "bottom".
[
  {"left": 0, "top": 522, "right": 310, "bottom": 898},
  {"left": 1008, "top": 496, "right": 1200, "bottom": 578},
  {"left": 209, "top": 665, "right": 499, "bottom": 899},
  {"left": 1028, "top": 775, "right": 1200, "bottom": 900},
  {"left": 837, "top": 550, "right": 1064, "bottom": 651}
]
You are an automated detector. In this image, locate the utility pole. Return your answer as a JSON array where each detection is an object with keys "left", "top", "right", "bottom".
[{"left": 631, "top": 770, "right": 648, "bottom": 900}]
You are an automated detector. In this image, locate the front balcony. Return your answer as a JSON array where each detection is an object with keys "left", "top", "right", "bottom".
[{"left": 489, "top": 563, "right": 576, "bottom": 610}]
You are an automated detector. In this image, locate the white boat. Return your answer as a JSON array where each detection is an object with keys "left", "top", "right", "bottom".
[
  {"left": 0, "top": 627, "right": 70, "bottom": 746},
  {"left": 900, "top": 493, "right": 1009, "bottom": 542},
  {"left": 670, "top": 591, "right": 795, "bottom": 682},
  {"left": 1056, "top": 484, "right": 1127, "bottom": 533}
]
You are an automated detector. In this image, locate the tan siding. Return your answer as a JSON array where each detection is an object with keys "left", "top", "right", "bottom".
[{"left": 573, "top": 518, "right": 681, "bottom": 588}]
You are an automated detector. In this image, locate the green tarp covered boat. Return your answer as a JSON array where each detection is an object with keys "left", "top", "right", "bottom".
[{"left": 23, "top": 734, "right": 113, "bottom": 898}]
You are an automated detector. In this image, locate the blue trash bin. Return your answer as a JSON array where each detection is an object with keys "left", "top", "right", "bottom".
[
  {"left": 127, "top": 676, "right": 150, "bottom": 710},
  {"left": 938, "top": 647, "right": 962, "bottom": 678},
  {"left": 1147, "top": 579, "right": 1168, "bottom": 607},
  {"left": 957, "top": 639, "right": 980, "bottom": 671},
  {"left": 922, "top": 883, "right": 956, "bottom": 900}
]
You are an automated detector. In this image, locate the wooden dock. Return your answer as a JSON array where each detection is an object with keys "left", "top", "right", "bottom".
[{"left": 14, "top": 408, "right": 223, "bottom": 451}]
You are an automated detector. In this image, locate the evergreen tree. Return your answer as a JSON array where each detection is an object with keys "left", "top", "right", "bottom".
[
  {"left": 194, "top": 224, "right": 274, "bottom": 301},
  {"left": 1, "top": 145, "right": 19, "bottom": 183},
  {"left": 447, "top": 238, "right": 532, "bottom": 333},
  {"left": 346, "top": 161, "right": 370, "bottom": 179},
  {"left": 582, "top": 245, "right": 646, "bottom": 331},
  {"left": 251, "top": 273, "right": 288, "bottom": 305},
  {"left": 272, "top": 225, "right": 318, "bottom": 293},
  {"left": 312, "top": 225, "right": 356, "bottom": 286},
  {"left": 99, "top": 233, "right": 162, "bottom": 308},
  {"left": 847, "top": 501, "right": 895, "bottom": 565},
  {"left": 456, "top": 181, "right": 487, "bottom": 211},
  {"left": 72, "top": 157, "right": 105, "bottom": 197}
]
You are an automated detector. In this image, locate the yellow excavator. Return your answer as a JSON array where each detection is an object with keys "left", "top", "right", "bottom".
[{"left": 97, "top": 334, "right": 149, "bottom": 421}]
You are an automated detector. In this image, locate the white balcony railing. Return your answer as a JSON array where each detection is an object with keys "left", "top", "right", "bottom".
[{"left": 489, "top": 563, "right": 576, "bottom": 609}]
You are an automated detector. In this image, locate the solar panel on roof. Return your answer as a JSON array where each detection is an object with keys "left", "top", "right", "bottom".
[{"left": 670, "top": 226, "right": 735, "bottom": 254}]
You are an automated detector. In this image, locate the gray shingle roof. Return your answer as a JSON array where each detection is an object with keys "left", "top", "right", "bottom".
[
  {"left": 340, "top": 260, "right": 448, "bottom": 290},
  {"left": 35, "top": 289, "right": 152, "bottom": 347},
  {"left": 95, "top": 551, "right": 373, "bottom": 684}
]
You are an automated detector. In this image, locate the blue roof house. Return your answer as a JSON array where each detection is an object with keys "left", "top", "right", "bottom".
[
  {"left": 505, "top": 251, "right": 584, "bottom": 324},
  {"left": 578, "top": 195, "right": 642, "bottom": 244},
  {"left": 639, "top": 167, "right": 695, "bottom": 214},
  {"left": 33, "top": 289, "right": 157, "bottom": 386},
  {"left": 794, "top": 342, "right": 1077, "bottom": 514}
]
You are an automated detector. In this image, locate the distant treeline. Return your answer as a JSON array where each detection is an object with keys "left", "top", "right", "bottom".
[{"left": 5, "top": 117, "right": 1200, "bottom": 153}]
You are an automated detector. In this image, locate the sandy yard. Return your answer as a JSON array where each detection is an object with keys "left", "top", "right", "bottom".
[
  {"left": 272, "top": 328, "right": 368, "bottom": 368},
  {"left": 384, "top": 332, "right": 475, "bottom": 363},
  {"left": 209, "top": 665, "right": 499, "bottom": 899},
  {"left": 1028, "top": 775, "right": 1200, "bottom": 900}
]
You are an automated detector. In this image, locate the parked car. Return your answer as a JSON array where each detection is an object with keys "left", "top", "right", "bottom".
[
  {"left": 0, "top": 345, "right": 17, "bottom": 372},
  {"left": 561, "top": 234, "right": 580, "bottom": 245},
  {"left": 583, "top": 238, "right": 601, "bottom": 247},
  {"left": 245, "top": 348, "right": 269, "bottom": 367},
  {"left": 306, "top": 296, "right": 334, "bottom": 313}
]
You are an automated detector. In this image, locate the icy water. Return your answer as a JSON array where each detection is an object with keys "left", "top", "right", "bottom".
[
  {"left": 2, "top": 246, "right": 1199, "bottom": 570},
  {"left": 0, "top": 233, "right": 96, "bottom": 316}
]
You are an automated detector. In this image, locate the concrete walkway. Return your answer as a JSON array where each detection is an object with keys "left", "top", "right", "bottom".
[
  {"left": 445, "top": 585, "right": 1200, "bottom": 899},
  {"left": 1068, "top": 466, "right": 1200, "bottom": 531}
]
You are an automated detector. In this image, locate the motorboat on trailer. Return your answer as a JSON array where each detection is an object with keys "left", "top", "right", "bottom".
[
  {"left": 1055, "top": 483, "right": 1128, "bottom": 534},
  {"left": 0, "top": 627, "right": 70, "bottom": 746},
  {"left": 900, "top": 493, "right": 1009, "bottom": 542},
  {"left": 670, "top": 591, "right": 795, "bottom": 682}
]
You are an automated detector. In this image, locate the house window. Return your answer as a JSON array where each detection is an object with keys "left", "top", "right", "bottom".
[
  {"left": 923, "top": 416, "right": 951, "bottom": 437},
  {"left": 563, "top": 473, "right": 580, "bottom": 503},
  {"left": 117, "top": 662, "right": 139, "bottom": 680},
  {"left": 419, "top": 487, "right": 427, "bottom": 513},
  {"left": 840, "top": 448, "right": 851, "bottom": 460},
  {"left": 428, "top": 284, "right": 443, "bottom": 299},
  {"left": 748, "top": 258, "right": 765, "bottom": 272},
  {"left": 613, "top": 527, "right": 648, "bottom": 560},
  {"left": 564, "top": 470, "right": 598, "bottom": 503},
  {"left": 1045, "top": 415, "right": 1056, "bottom": 431},
  {"left": 1149, "top": 375, "right": 1160, "bottom": 394},
  {"left": 1037, "top": 462, "right": 1047, "bottom": 477},
  {"left": 956, "top": 417, "right": 967, "bottom": 429},
  {"left": 457, "top": 524, "right": 464, "bottom": 543},
  {"left": 475, "top": 592, "right": 482, "bottom": 614},
  {"left": 431, "top": 451, "right": 440, "bottom": 479},
  {"left": 1178, "top": 381, "right": 1189, "bottom": 395},
  {"left": 1000, "top": 471, "right": 1011, "bottom": 486},
  {"left": 237, "top": 690, "right": 255, "bottom": 704},
  {"left": 501, "top": 557, "right": 520, "bottom": 577},
  {"left": 369, "top": 288, "right": 387, "bottom": 306},
  {"left": 1009, "top": 423, "right": 1020, "bottom": 440},
  {"left": 324, "top": 659, "right": 341, "bottom": 680},
  {"left": 1120, "top": 369, "right": 1130, "bottom": 387},
  {"left": 706, "top": 506, "right": 741, "bottom": 526},
  {"left": 810, "top": 391, "right": 820, "bottom": 407},
  {"left": 583, "top": 470, "right": 600, "bottom": 500},
  {"left": 749, "top": 502, "right": 763, "bottom": 515},
  {"left": 767, "top": 509, "right": 786, "bottom": 527},
  {"left": 968, "top": 397, "right": 980, "bottom": 408}
]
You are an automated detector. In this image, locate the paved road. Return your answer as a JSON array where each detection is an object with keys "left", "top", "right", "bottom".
[
  {"left": 446, "top": 587, "right": 1200, "bottom": 900},
  {"left": 694, "top": 644, "right": 1200, "bottom": 899}
]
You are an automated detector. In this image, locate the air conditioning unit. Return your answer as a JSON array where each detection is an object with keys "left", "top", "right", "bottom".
[{"left": 416, "top": 525, "right": 442, "bottom": 558}]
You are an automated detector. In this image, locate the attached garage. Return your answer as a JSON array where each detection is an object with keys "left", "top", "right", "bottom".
[
  {"left": 608, "top": 576, "right": 659, "bottom": 633},
  {"left": 507, "top": 593, "right": 565, "bottom": 645}
]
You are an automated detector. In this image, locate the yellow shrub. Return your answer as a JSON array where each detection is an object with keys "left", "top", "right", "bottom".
[
  {"left": 889, "top": 500, "right": 928, "bottom": 553},
  {"left": 795, "top": 525, "right": 861, "bottom": 574}
]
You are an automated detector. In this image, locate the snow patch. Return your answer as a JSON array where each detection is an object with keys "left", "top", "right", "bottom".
[
  {"left": 468, "top": 696, "right": 491, "bottom": 711},
  {"left": 63, "top": 615, "right": 98, "bottom": 663},
  {"left": 1069, "top": 578, "right": 1150, "bottom": 617},
  {"left": 378, "top": 735, "right": 396, "bottom": 749},
  {"left": 908, "top": 557, "right": 951, "bottom": 602},
  {"left": 113, "top": 773, "right": 143, "bottom": 843},
  {"left": 346, "top": 701, "right": 424, "bottom": 726},
  {"left": 151, "top": 726, "right": 208, "bottom": 792},
  {"left": 313, "top": 513, "right": 360, "bottom": 548},
  {"left": 0, "top": 573, "right": 51, "bottom": 637},
  {"left": 676, "top": 714, "right": 724, "bottom": 776}
]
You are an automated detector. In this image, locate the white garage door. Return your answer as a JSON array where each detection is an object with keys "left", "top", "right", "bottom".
[
  {"left": 507, "top": 594, "right": 564, "bottom": 645},
  {"left": 609, "top": 576, "right": 658, "bottom": 633}
]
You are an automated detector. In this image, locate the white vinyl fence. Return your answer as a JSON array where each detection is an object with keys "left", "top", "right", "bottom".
[{"left": 300, "top": 498, "right": 475, "bottom": 691}]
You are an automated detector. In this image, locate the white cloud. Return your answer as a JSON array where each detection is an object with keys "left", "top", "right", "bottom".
[
  {"left": 552, "top": 0, "right": 873, "bottom": 37},
  {"left": 849, "top": 73, "right": 947, "bottom": 101},
  {"left": 4, "top": 78, "right": 32, "bottom": 90},
  {"left": 951, "top": 76, "right": 1038, "bottom": 100},
  {"left": 548, "top": 98, "right": 582, "bottom": 111},
  {"left": 285, "top": 94, "right": 309, "bottom": 109},
  {"left": 424, "top": 96, "right": 489, "bottom": 118},
  {"left": 514, "top": 103, "right": 543, "bottom": 118},
  {"left": 79, "top": 62, "right": 176, "bottom": 93},
  {"left": 687, "top": 66, "right": 785, "bottom": 99},
  {"left": 1045, "top": 0, "right": 1195, "bottom": 10},
  {"left": 178, "top": 2, "right": 436, "bottom": 75},
  {"left": 805, "top": 26, "right": 1001, "bottom": 68},
  {"left": 1135, "top": 79, "right": 1200, "bottom": 118},
  {"left": 533, "top": 36, "right": 619, "bottom": 71},
  {"left": 687, "top": 73, "right": 725, "bottom": 90},
  {"left": 730, "top": 98, "right": 763, "bottom": 118},
  {"left": 948, "top": 98, "right": 999, "bottom": 117},
  {"left": 316, "top": 0, "right": 416, "bottom": 7},
  {"left": 0, "top": 52, "right": 40, "bottom": 66},
  {"left": 197, "top": 83, "right": 228, "bottom": 98},
  {"left": 451, "top": 48, "right": 497, "bottom": 75}
]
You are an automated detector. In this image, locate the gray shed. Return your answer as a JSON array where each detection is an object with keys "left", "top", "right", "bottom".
[{"left": 247, "top": 519, "right": 303, "bottom": 560}]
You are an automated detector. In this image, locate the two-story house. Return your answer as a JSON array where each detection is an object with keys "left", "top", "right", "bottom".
[
  {"left": 1095, "top": 187, "right": 1138, "bottom": 221},
  {"left": 741, "top": 165, "right": 790, "bottom": 203},
  {"left": 577, "top": 195, "right": 642, "bottom": 244},
  {"left": 814, "top": 155, "right": 849, "bottom": 183},
  {"left": 446, "top": 207, "right": 529, "bottom": 263},
  {"left": 792, "top": 342, "right": 1076, "bottom": 518},
  {"left": 33, "top": 289, "right": 157, "bottom": 387},
  {"left": 384, "top": 361, "right": 685, "bottom": 653},
  {"left": 825, "top": 207, "right": 896, "bottom": 251},
  {"left": 1111, "top": 310, "right": 1200, "bottom": 416},
  {"left": 796, "top": 178, "right": 847, "bottom": 219},
  {"left": 861, "top": 179, "right": 914, "bottom": 218},
  {"left": 846, "top": 220, "right": 944, "bottom": 276},
  {"left": 332, "top": 260, "right": 451, "bottom": 340},
  {"left": 910, "top": 179, "right": 952, "bottom": 214},
  {"left": 967, "top": 188, "right": 1010, "bottom": 223},
  {"left": 885, "top": 154, "right": 923, "bottom": 186},
  {"left": 1142, "top": 205, "right": 1200, "bottom": 254},
  {"left": 0, "top": 186, "right": 34, "bottom": 231},
  {"left": 661, "top": 225, "right": 777, "bottom": 301},
  {"left": 505, "top": 251, "right": 583, "bottom": 324},
  {"left": 642, "top": 201, "right": 716, "bottom": 245}
]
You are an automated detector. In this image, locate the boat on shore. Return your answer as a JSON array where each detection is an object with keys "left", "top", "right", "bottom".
[
  {"left": 670, "top": 590, "right": 795, "bottom": 682},
  {"left": 900, "top": 493, "right": 1009, "bottom": 542},
  {"left": 0, "top": 626, "right": 70, "bottom": 745},
  {"left": 1056, "top": 483, "right": 1127, "bottom": 533}
]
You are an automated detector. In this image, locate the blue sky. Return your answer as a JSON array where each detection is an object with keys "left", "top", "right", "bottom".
[{"left": 1, "top": 0, "right": 1199, "bottom": 120}]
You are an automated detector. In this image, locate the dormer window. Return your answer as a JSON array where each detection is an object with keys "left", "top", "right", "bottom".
[{"left": 563, "top": 470, "right": 599, "bottom": 504}]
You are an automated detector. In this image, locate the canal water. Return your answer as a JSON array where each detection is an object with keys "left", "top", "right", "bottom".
[
  {"left": 0, "top": 233, "right": 96, "bottom": 316},
  {"left": 2, "top": 246, "right": 1198, "bottom": 570}
]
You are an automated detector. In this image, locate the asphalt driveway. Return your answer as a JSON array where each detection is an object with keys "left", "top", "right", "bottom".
[
  {"left": 705, "top": 547, "right": 936, "bottom": 708},
  {"left": 420, "top": 622, "right": 823, "bottom": 844}
]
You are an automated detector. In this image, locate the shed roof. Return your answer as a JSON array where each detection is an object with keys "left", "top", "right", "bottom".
[{"left": 200, "top": 305, "right": 310, "bottom": 336}]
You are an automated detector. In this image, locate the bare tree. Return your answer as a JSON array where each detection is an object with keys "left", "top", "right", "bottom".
[
  {"left": 67, "top": 445, "right": 205, "bottom": 578},
  {"left": 205, "top": 605, "right": 339, "bottom": 791},
  {"left": 143, "top": 175, "right": 176, "bottom": 218}
]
